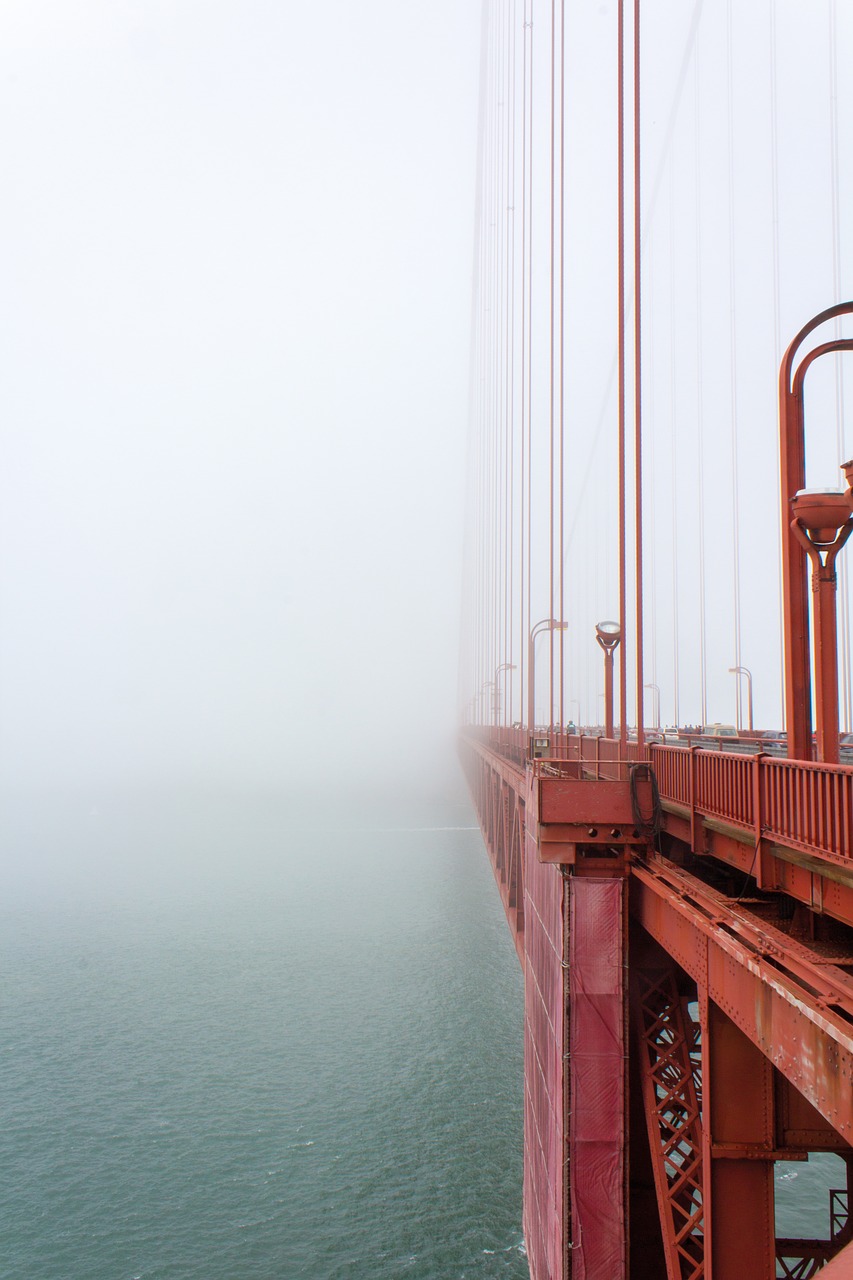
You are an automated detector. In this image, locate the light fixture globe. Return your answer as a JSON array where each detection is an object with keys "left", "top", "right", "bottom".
[
  {"left": 791, "top": 488, "right": 851, "bottom": 545},
  {"left": 595, "top": 620, "right": 621, "bottom": 652}
]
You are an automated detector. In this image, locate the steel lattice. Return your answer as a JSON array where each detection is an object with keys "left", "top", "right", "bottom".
[{"left": 635, "top": 969, "right": 705, "bottom": 1280}]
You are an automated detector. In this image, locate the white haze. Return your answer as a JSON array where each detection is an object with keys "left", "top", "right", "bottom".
[{"left": 0, "top": 0, "right": 483, "bottom": 802}]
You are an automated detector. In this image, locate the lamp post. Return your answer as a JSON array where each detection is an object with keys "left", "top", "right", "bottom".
[
  {"left": 480, "top": 681, "right": 495, "bottom": 726},
  {"left": 644, "top": 682, "right": 661, "bottom": 730},
  {"left": 790, "top": 492, "right": 853, "bottom": 763},
  {"left": 596, "top": 620, "right": 621, "bottom": 740},
  {"left": 728, "top": 665, "right": 754, "bottom": 734},
  {"left": 493, "top": 662, "right": 517, "bottom": 726},
  {"left": 780, "top": 303, "right": 853, "bottom": 762},
  {"left": 527, "top": 618, "right": 568, "bottom": 729}
]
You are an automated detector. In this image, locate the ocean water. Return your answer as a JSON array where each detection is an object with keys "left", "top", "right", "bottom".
[
  {"left": 0, "top": 786, "right": 841, "bottom": 1280},
  {"left": 0, "top": 787, "right": 527, "bottom": 1280}
]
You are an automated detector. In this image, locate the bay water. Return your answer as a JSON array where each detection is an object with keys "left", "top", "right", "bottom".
[
  {"left": 0, "top": 785, "right": 527, "bottom": 1280},
  {"left": 0, "top": 783, "right": 841, "bottom": 1279}
]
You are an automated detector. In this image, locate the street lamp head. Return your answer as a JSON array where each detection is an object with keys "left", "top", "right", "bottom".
[
  {"left": 595, "top": 619, "right": 621, "bottom": 653},
  {"left": 791, "top": 488, "right": 851, "bottom": 547},
  {"left": 531, "top": 617, "right": 569, "bottom": 640}
]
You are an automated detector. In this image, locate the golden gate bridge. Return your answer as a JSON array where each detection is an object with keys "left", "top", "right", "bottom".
[{"left": 459, "top": 3, "right": 853, "bottom": 1276}]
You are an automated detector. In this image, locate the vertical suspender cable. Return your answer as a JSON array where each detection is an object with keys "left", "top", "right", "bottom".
[
  {"left": 647, "top": 235, "right": 658, "bottom": 715},
  {"left": 633, "top": 0, "right": 645, "bottom": 749},
  {"left": 520, "top": 0, "right": 531, "bottom": 726},
  {"left": 519, "top": 0, "right": 527, "bottom": 728},
  {"left": 548, "top": 0, "right": 557, "bottom": 726},
  {"left": 489, "top": 8, "right": 499, "bottom": 713},
  {"left": 507, "top": 0, "right": 517, "bottom": 727},
  {"left": 617, "top": 0, "right": 627, "bottom": 744},
  {"left": 694, "top": 47, "right": 708, "bottom": 729},
  {"left": 502, "top": 0, "right": 507, "bottom": 727},
  {"left": 526, "top": 2, "right": 534, "bottom": 727},
  {"left": 558, "top": 0, "right": 566, "bottom": 728},
  {"left": 726, "top": 0, "right": 743, "bottom": 729},
  {"left": 829, "top": 0, "right": 851, "bottom": 732},
  {"left": 517, "top": 0, "right": 532, "bottom": 721},
  {"left": 769, "top": 0, "right": 785, "bottom": 731},
  {"left": 669, "top": 166, "right": 680, "bottom": 730},
  {"left": 491, "top": 2, "right": 499, "bottom": 710}
]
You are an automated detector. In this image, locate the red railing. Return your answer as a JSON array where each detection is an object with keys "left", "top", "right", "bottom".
[
  {"left": 650, "top": 744, "right": 691, "bottom": 808},
  {"left": 762, "top": 756, "right": 853, "bottom": 860},
  {"left": 464, "top": 727, "right": 853, "bottom": 870},
  {"left": 694, "top": 750, "right": 754, "bottom": 828}
]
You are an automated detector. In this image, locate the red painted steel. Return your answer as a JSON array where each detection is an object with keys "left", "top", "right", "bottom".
[
  {"left": 633, "top": 963, "right": 704, "bottom": 1279},
  {"left": 779, "top": 303, "right": 853, "bottom": 763},
  {"left": 480, "top": 727, "right": 853, "bottom": 926},
  {"left": 460, "top": 730, "right": 853, "bottom": 1277},
  {"left": 813, "top": 1237, "right": 853, "bottom": 1278},
  {"left": 632, "top": 856, "right": 853, "bottom": 1144},
  {"left": 568, "top": 878, "right": 626, "bottom": 1279},
  {"left": 522, "top": 802, "right": 568, "bottom": 1280}
]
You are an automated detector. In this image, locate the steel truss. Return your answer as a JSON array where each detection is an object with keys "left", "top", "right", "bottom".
[{"left": 633, "top": 964, "right": 704, "bottom": 1280}]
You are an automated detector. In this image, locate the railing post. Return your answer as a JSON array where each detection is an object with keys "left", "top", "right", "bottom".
[
  {"left": 689, "top": 746, "right": 698, "bottom": 853},
  {"left": 752, "top": 752, "right": 769, "bottom": 890}
]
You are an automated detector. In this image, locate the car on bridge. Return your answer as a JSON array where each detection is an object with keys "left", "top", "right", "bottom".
[{"left": 702, "top": 723, "right": 737, "bottom": 738}]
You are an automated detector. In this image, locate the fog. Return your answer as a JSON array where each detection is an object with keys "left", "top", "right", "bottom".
[{"left": 0, "top": 1, "right": 482, "bottom": 805}]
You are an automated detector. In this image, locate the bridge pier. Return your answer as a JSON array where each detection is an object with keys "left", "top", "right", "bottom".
[{"left": 521, "top": 847, "right": 629, "bottom": 1280}]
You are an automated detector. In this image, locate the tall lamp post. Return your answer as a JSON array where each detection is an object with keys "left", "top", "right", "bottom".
[
  {"left": 790, "top": 492, "right": 853, "bottom": 763},
  {"left": 493, "top": 662, "right": 517, "bottom": 726},
  {"left": 780, "top": 302, "right": 853, "bottom": 762},
  {"left": 728, "top": 665, "right": 754, "bottom": 733},
  {"left": 644, "top": 682, "right": 661, "bottom": 730},
  {"left": 596, "top": 620, "right": 621, "bottom": 739},
  {"left": 480, "top": 681, "right": 495, "bottom": 726},
  {"left": 527, "top": 618, "right": 568, "bottom": 729}
]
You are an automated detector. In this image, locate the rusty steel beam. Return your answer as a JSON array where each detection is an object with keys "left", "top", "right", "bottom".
[{"left": 631, "top": 855, "right": 853, "bottom": 1144}]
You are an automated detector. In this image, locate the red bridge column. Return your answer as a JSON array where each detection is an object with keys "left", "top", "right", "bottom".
[
  {"left": 567, "top": 874, "right": 628, "bottom": 1279},
  {"left": 701, "top": 994, "right": 776, "bottom": 1279},
  {"left": 522, "top": 806, "right": 629, "bottom": 1278}
]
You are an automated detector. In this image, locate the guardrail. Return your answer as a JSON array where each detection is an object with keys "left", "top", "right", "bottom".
[{"left": 463, "top": 727, "right": 853, "bottom": 866}]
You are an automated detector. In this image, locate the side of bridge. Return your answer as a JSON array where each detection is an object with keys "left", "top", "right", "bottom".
[{"left": 461, "top": 728, "right": 853, "bottom": 1280}]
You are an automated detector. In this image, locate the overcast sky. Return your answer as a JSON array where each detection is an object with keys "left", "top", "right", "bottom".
[{"left": 0, "top": 1, "right": 483, "bottom": 795}]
